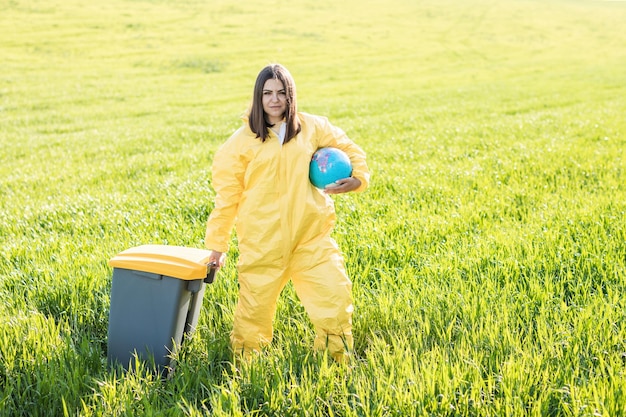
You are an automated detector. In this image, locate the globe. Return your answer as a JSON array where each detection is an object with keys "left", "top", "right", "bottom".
[{"left": 309, "top": 147, "right": 353, "bottom": 189}]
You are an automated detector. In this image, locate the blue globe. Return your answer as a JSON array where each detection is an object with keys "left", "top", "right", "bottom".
[{"left": 309, "top": 147, "right": 353, "bottom": 189}]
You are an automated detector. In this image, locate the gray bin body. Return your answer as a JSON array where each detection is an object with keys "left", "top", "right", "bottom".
[{"left": 107, "top": 268, "right": 206, "bottom": 371}]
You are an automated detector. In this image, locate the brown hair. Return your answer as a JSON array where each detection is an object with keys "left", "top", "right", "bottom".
[{"left": 249, "top": 64, "right": 301, "bottom": 143}]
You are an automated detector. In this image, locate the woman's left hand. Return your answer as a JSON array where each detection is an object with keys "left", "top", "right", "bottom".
[{"left": 324, "top": 177, "right": 362, "bottom": 194}]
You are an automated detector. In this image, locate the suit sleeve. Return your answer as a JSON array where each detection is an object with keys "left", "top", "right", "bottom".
[
  {"left": 316, "top": 116, "right": 370, "bottom": 192},
  {"left": 204, "top": 135, "right": 246, "bottom": 253}
]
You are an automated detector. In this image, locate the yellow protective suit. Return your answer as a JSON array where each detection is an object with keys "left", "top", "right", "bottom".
[{"left": 205, "top": 112, "right": 369, "bottom": 361}]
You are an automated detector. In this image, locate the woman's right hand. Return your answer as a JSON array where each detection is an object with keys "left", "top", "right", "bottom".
[{"left": 209, "top": 250, "right": 226, "bottom": 269}]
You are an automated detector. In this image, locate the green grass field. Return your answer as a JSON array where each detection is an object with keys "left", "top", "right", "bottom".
[{"left": 1, "top": 0, "right": 626, "bottom": 415}]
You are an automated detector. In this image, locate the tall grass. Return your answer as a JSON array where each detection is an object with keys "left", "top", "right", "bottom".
[{"left": 1, "top": 0, "right": 625, "bottom": 415}]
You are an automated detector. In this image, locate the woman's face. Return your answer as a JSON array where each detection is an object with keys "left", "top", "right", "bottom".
[{"left": 262, "top": 78, "right": 287, "bottom": 124}]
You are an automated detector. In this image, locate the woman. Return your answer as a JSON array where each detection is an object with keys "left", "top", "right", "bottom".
[{"left": 205, "top": 63, "right": 370, "bottom": 362}]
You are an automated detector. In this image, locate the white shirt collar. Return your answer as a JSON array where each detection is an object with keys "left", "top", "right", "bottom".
[{"left": 278, "top": 122, "right": 287, "bottom": 145}]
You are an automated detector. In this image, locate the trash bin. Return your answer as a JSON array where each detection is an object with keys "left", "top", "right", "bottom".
[{"left": 107, "top": 244, "right": 215, "bottom": 373}]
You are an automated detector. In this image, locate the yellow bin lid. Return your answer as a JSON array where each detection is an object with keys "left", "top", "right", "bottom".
[{"left": 109, "top": 245, "right": 213, "bottom": 280}]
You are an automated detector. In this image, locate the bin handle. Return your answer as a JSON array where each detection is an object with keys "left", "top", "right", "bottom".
[{"left": 204, "top": 262, "right": 217, "bottom": 284}]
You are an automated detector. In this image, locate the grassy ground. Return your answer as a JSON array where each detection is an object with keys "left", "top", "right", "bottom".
[{"left": 1, "top": 0, "right": 625, "bottom": 415}]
